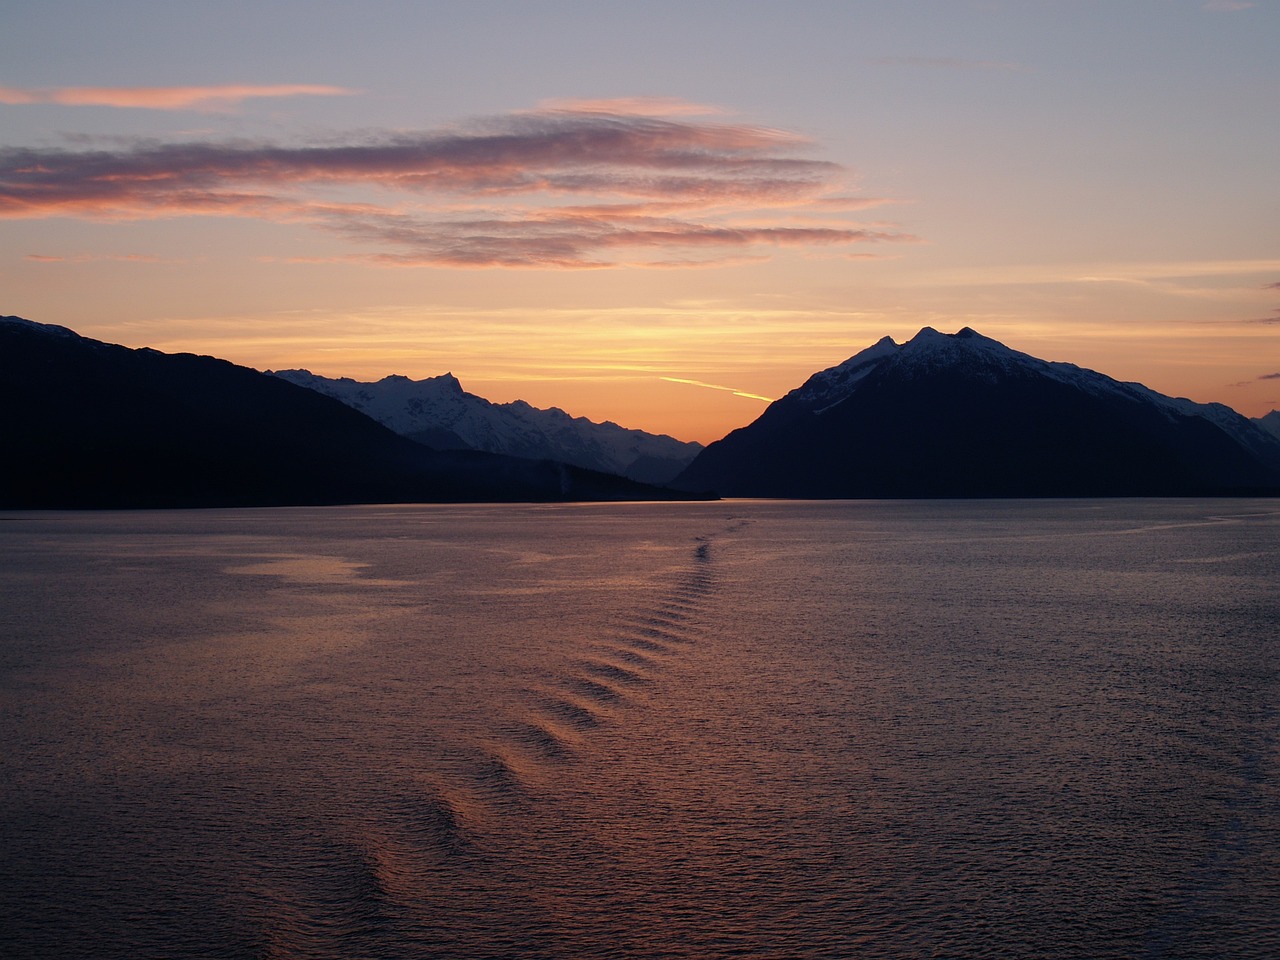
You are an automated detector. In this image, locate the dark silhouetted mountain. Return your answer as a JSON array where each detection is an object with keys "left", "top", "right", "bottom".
[
  {"left": 0, "top": 316, "right": 706, "bottom": 508},
  {"left": 269, "top": 369, "right": 702, "bottom": 484},
  {"left": 674, "top": 327, "right": 1280, "bottom": 498}
]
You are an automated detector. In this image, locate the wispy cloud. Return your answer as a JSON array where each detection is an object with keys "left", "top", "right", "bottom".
[
  {"left": 0, "top": 84, "right": 355, "bottom": 111},
  {"left": 0, "top": 100, "right": 908, "bottom": 267},
  {"left": 535, "top": 97, "right": 725, "bottom": 117},
  {"left": 924, "top": 259, "right": 1280, "bottom": 288},
  {"left": 660, "top": 376, "right": 775, "bottom": 402},
  {"left": 1258, "top": 372, "right": 1280, "bottom": 380},
  {"left": 871, "top": 57, "right": 1026, "bottom": 72},
  {"left": 25, "top": 252, "right": 175, "bottom": 263}
]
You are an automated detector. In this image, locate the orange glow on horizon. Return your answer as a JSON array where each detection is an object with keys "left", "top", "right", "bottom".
[{"left": 4, "top": 55, "right": 1277, "bottom": 442}]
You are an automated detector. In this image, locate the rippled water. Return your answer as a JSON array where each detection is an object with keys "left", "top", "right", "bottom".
[{"left": 2, "top": 500, "right": 1278, "bottom": 959}]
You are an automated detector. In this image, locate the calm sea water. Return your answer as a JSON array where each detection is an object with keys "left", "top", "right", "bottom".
[{"left": 1, "top": 500, "right": 1277, "bottom": 959}]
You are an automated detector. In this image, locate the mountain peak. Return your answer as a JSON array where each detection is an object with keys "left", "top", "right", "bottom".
[
  {"left": 1255, "top": 409, "right": 1280, "bottom": 441},
  {"left": 889, "top": 327, "right": 1034, "bottom": 384},
  {"left": 2, "top": 314, "right": 78, "bottom": 339},
  {"left": 909, "top": 325, "right": 944, "bottom": 340},
  {"left": 375, "top": 371, "right": 463, "bottom": 393},
  {"left": 676, "top": 328, "right": 1280, "bottom": 498},
  {"left": 269, "top": 367, "right": 702, "bottom": 484},
  {"left": 902, "top": 325, "right": 1005, "bottom": 352},
  {"left": 1, "top": 318, "right": 706, "bottom": 507}
]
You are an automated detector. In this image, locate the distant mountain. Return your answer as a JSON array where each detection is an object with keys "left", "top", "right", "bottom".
[
  {"left": 269, "top": 369, "right": 702, "bottom": 485},
  {"left": 1255, "top": 410, "right": 1280, "bottom": 442},
  {"left": 0, "top": 316, "right": 705, "bottom": 508},
  {"left": 674, "top": 327, "right": 1280, "bottom": 498}
]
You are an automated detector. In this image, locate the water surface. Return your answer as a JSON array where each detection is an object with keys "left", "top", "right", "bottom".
[{"left": 2, "top": 500, "right": 1277, "bottom": 958}]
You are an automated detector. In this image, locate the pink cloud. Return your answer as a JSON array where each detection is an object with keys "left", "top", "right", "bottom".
[
  {"left": 0, "top": 102, "right": 904, "bottom": 267},
  {"left": 0, "top": 84, "right": 355, "bottom": 111},
  {"left": 344, "top": 211, "right": 912, "bottom": 268}
]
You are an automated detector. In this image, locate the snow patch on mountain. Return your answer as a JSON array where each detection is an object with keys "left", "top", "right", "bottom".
[
  {"left": 795, "top": 336, "right": 899, "bottom": 413},
  {"left": 1, "top": 315, "right": 78, "bottom": 338},
  {"left": 787, "top": 327, "right": 1280, "bottom": 463},
  {"left": 269, "top": 368, "right": 702, "bottom": 484}
]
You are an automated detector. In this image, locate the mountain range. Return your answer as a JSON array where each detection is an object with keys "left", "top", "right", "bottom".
[
  {"left": 268, "top": 369, "right": 701, "bottom": 485},
  {"left": 0, "top": 316, "right": 702, "bottom": 509},
  {"left": 5, "top": 315, "right": 1278, "bottom": 506},
  {"left": 674, "top": 327, "right": 1280, "bottom": 498}
]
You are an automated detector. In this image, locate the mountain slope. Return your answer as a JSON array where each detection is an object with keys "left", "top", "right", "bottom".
[
  {"left": 0, "top": 316, "right": 703, "bottom": 508},
  {"left": 675, "top": 327, "right": 1280, "bottom": 498},
  {"left": 1255, "top": 410, "right": 1280, "bottom": 442},
  {"left": 269, "top": 369, "right": 702, "bottom": 485}
]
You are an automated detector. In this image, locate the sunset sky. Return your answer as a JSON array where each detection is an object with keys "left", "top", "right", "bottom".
[{"left": 3, "top": 1, "right": 1277, "bottom": 443}]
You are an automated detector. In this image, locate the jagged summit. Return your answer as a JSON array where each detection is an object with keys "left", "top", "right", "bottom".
[
  {"left": 891, "top": 326, "right": 1057, "bottom": 379},
  {"left": 269, "top": 368, "right": 702, "bottom": 485},
  {"left": 270, "top": 368, "right": 465, "bottom": 395},
  {"left": 0, "top": 316, "right": 705, "bottom": 508},
  {"left": 675, "top": 327, "right": 1280, "bottom": 498}
]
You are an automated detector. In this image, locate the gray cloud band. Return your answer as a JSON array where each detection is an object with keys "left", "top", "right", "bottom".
[{"left": 1, "top": 107, "right": 910, "bottom": 267}]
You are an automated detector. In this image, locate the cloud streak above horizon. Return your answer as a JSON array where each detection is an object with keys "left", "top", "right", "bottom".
[
  {"left": 660, "top": 376, "right": 775, "bottom": 402},
  {"left": 0, "top": 84, "right": 355, "bottom": 111},
  {"left": 0, "top": 101, "right": 909, "bottom": 267}
]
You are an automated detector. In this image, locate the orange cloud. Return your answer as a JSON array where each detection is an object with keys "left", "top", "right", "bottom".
[
  {"left": 0, "top": 102, "right": 908, "bottom": 267},
  {"left": 0, "top": 84, "right": 355, "bottom": 111}
]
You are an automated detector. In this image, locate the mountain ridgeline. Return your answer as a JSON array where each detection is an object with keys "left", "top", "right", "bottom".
[
  {"left": 1257, "top": 410, "right": 1280, "bottom": 443},
  {"left": 4, "top": 316, "right": 1278, "bottom": 507},
  {"left": 268, "top": 369, "right": 701, "bottom": 485},
  {"left": 674, "top": 327, "right": 1280, "bottom": 498},
  {"left": 0, "top": 316, "right": 704, "bottom": 509}
]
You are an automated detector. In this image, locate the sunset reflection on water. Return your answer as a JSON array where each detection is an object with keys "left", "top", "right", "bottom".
[{"left": 2, "top": 500, "right": 1278, "bottom": 958}]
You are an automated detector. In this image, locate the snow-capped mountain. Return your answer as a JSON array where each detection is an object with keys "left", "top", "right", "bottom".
[
  {"left": 1255, "top": 410, "right": 1280, "bottom": 442},
  {"left": 675, "top": 327, "right": 1280, "bottom": 498},
  {"left": 0, "top": 315, "right": 701, "bottom": 508},
  {"left": 269, "top": 369, "right": 702, "bottom": 485}
]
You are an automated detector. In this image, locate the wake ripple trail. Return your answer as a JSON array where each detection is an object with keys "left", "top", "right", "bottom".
[
  {"left": 285, "top": 515, "right": 755, "bottom": 949},
  {"left": 428, "top": 519, "right": 745, "bottom": 852}
]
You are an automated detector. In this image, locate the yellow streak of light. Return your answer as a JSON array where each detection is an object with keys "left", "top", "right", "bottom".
[{"left": 659, "top": 377, "right": 775, "bottom": 402}]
